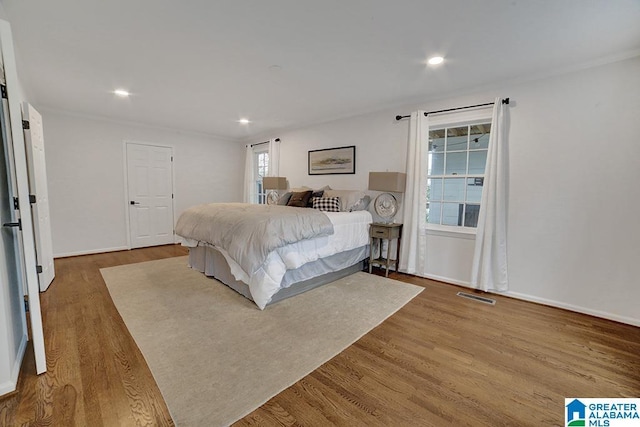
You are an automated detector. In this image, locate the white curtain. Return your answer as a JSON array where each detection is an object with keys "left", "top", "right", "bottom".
[
  {"left": 471, "top": 97, "right": 509, "bottom": 291},
  {"left": 242, "top": 145, "right": 255, "bottom": 203},
  {"left": 399, "top": 111, "right": 429, "bottom": 275},
  {"left": 268, "top": 138, "right": 280, "bottom": 176}
]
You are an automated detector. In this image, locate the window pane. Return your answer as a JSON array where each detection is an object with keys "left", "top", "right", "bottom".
[
  {"left": 469, "top": 123, "right": 491, "bottom": 149},
  {"left": 427, "top": 202, "right": 441, "bottom": 224},
  {"left": 464, "top": 204, "right": 480, "bottom": 227},
  {"left": 428, "top": 178, "right": 443, "bottom": 201},
  {"left": 429, "top": 152, "right": 444, "bottom": 175},
  {"left": 446, "top": 135, "right": 468, "bottom": 152},
  {"left": 446, "top": 126, "right": 468, "bottom": 153},
  {"left": 429, "top": 130, "right": 445, "bottom": 153},
  {"left": 257, "top": 152, "right": 269, "bottom": 178},
  {"left": 445, "top": 152, "right": 466, "bottom": 175},
  {"left": 468, "top": 150, "right": 487, "bottom": 174},
  {"left": 442, "top": 202, "right": 462, "bottom": 226},
  {"left": 443, "top": 178, "right": 465, "bottom": 201},
  {"left": 466, "top": 178, "right": 483, "bottom": 202}
]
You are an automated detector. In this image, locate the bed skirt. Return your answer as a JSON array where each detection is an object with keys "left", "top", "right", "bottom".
[{"left": 187, "top": 245, "right": 367, "bottom": 306}]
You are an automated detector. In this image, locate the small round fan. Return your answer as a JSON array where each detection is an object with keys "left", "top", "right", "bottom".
[
  {"left": 373, "top": 193, "right": 398, "bottom": 220},
  {"left": 266, "top": 191, "right": 279, "bottom": 205}
]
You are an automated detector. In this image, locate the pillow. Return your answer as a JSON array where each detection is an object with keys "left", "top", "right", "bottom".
[
  {"left": 277, "top": 192, "right": 292, "bottom": 205},
  {"left": 323, "top": 189, "right": 367, "bottom": 212},
  {"left": 286, "top": 190, "right": 313, "bottom": 208},
  {"left": 312, "top": 196, "right": 340, "bottom": 212},
  {"left": 306, "top": 189, "right": 325, "bottom": 207},
  {"left": 350, "top": 194, "right": 371, "bottom": 211}
]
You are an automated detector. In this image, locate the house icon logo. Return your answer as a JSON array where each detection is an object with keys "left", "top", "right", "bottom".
[{"left": 566, "top": 399, "right": 586, "bottom": 426}]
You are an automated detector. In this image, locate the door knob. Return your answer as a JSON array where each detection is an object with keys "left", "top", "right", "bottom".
[{"left": 130, "top": 201, "right": 140, "bottom": 205}]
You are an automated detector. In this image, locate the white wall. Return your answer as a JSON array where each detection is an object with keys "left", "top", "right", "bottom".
[
  {"left": 271, "top": 56, "right": 640, "bottom": 325},
  {"left": 42, "top": 110, "right": 244, "bottom": 257}
]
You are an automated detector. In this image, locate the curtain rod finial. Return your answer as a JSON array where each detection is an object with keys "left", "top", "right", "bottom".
[
  {"left": 502, "top": 98, "right": 510, "bottom": 105},
  {"left": 395, "top": 115, "right": 403, "bottom": 121}
]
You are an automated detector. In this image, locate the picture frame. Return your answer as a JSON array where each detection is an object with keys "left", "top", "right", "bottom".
[{"left": 308, "top": 145, "right": 356, "bottom": 175}]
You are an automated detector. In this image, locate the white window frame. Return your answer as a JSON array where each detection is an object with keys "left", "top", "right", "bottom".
[
  {"left": 426, "top": 107, "right": 493, "bottom": 235},
  {"left": 253, "top": 146, "right": 269, "bottom": 204}
]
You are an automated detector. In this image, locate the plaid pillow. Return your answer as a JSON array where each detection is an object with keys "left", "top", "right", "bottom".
[
  {"left": 306, "top": 189, "right": 325, "bottom": 207},
  {"left": 313, "top": 196, "right": 340, "bottom": 212}
]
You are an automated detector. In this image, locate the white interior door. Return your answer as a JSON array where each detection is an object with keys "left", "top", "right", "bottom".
[
  {"left": 0, "top": 83, "right": 28, "bottom": 395},
  {"left": 0, "top": 19, "right": 46, "bottom": 374},
  {"left": 126, "top": 143, "right": 174, "bottom": 248},
  {"left": 22, "top": 103, "right": 54, "bottom": 291}
]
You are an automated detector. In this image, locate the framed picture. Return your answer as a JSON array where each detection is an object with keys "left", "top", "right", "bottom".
[{"left": 308, "top": 145, "right": 356, "bottom": 175}]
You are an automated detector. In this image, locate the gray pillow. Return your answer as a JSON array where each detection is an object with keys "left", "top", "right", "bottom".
[
  {"left": 350, "top": 195, "right": 371, "bottom": 211},
  {"left": 277, "top": 192, "right": 292, "bottom": 205}
]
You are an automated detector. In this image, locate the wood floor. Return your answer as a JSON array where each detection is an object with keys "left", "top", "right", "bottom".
[{"left": 1, "top": 246, "right": 638, "bottom": 426}]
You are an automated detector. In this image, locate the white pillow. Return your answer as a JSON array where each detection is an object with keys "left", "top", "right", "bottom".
[{"left": 323, "top": 189, "right": 367, "bottom": 212}]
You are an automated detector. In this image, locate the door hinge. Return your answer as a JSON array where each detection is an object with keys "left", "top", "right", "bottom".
[
  {"left": 3, "top": 219, "right": 22, "bottom": 230},
  {"left": 172, "top": 193, "right": 174, "bottom": 199},
  {"left": 29, "top": 194, "right": 36, "bottom": 204},
  {"left": 36, "top": 265, "right": 43, "bottom": 274},
  {"left": 13, "top": 197, "right": 19, "bottom": 210},
  {"left": 22, "top": 120, "right": 30, "bottom": 130},
  {"left": 171, "top": 156, "right": 173, "bottom": 161},
  {"left": 0, "top": 84, "right": 7, "bottom": 99},
  {"left": 24, "top": 297, "right": 29, "bottom": 312}
]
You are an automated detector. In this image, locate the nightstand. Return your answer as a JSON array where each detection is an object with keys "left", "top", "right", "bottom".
[{"left": 368, "top": 222, "right": 403, "bottom": 277}]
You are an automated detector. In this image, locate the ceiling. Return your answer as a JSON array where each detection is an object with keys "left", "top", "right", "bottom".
[{"left": 2, "top": 0, "right": 639, "bottom": 141}]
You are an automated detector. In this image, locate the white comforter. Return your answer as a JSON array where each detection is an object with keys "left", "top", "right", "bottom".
[
  {"left": 175, "top": 203, "right": 334, "bottom": 275},
  {"left": 183, "top": 210, "right": 372, "bottom": 309}
]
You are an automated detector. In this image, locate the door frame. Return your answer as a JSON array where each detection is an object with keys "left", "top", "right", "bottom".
[
  {"left": 0, "top": 19, "right": 46, "bottom": 374},
  {"left": 0, "top": 86, "right": 29, "bottom": 394},
  {"left": 122, "top": 140, "right": 176, "bottom": 249}
]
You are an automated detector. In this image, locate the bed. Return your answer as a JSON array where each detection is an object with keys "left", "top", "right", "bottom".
[{"left": 175, "top": 200, "right": 372, "bottom": 309}]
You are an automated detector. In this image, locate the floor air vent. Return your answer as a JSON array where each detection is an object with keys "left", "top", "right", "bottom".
[{"left": 456, "top": 292, "right": 496, "bottom": 305}]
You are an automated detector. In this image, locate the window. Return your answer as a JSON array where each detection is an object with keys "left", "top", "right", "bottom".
[
  {"left": 427, "top": 122, "right": 491, "bottom": 230},
  {"left": 254, "top": 148, "right": 269, "bottom": 204}
]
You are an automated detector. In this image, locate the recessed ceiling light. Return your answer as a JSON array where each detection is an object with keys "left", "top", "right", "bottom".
[
  {"left": 237, "top": 118, "right": 251, "bottom": 124},
  {"left": 427, "top": 56, "right": 444, "bottom": 66},
  {"left": 114, "top": 89, "right": 130, "bottom": 97}
]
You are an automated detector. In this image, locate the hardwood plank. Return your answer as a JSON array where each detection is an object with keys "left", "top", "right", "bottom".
[
  {"left": 1, "top": 245, "right": 639, "bottom": 427},
  {"left": 0, "top": 245, "right": 184, "bottom": 427}
]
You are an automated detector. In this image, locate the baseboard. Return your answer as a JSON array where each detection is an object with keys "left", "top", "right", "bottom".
[
  {"left": 54, "top": 246, "right": 129, "bottom": 259},
  {"left": 406, "top": 272, "right": 640, "bottom": 327},
  {"left": 502, "top": 291, "right": 640, "bottom": 327},
  {"left": 416, "top": 272, "right": 472, "bottom": 288},
  {"left": 0, "top": 333, "right": 27, "bottom": 397}
]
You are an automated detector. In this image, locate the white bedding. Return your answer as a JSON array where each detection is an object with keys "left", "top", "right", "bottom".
[{"left": 183, "top": 210, "right": 372, "bottom": 309}]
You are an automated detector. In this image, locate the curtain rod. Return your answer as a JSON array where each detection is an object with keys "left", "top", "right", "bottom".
[
  {"left": 395, "top": 98, "right": 510, "bottom": 121},
  {"left": 249, "top": 138, "right": 280, "bottom": 147}
]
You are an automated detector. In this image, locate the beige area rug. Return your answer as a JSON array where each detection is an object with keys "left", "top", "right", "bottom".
[{"left": 100, "top": 256, "right": 423, "bottom": 426}]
